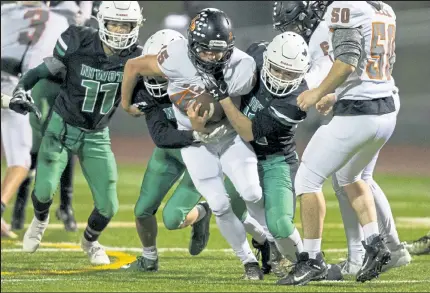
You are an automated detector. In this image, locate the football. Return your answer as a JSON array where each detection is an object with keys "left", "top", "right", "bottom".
[{"left": 192, "top": 91, "right": 225, "bottom": 123}]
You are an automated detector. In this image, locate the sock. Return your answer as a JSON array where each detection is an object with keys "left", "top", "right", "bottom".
[
  {"left": 333, "top": 178, "right": 365, "bottom": 263},
  {"left": 242, "top": 213, "right": 266, "bottom": 245},
  {"left": 143, "top": 246, "right": 158, "bottom": 260},
  {"left": 195, "top": 203, "right": 207, "bottom": 223},
  {"left": 215, "top": 208, "right": 257, "bottom": 264},
  {"left": 303, "top": 238, "right": 322, "bottom": 259},
  {"left": 14, "top": 177, "right": 33, "bottom": 220},
  {"left": 60, "top": 156, "right": 75, "bottom": 210},
  {"left": 274, "top": 228, "right": 304, "bottom": 261},
  {"left": 1, "top": 201, "right": 5, "bottom": 217},
  {"left": 84, "top": 208, "right": 111, "bottom": 242},
  {"left": 362, "top": 222, "right": 379, "bottom": 244},
  {"left": 31, "top": 191, "right": 52, "bottom": 221},
  {"left": 368, "top": 178, "right": 401, "bottom": 250}
]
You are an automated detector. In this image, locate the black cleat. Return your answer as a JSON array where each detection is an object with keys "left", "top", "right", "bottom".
[
  {"left": 56, "top": 207, "right": 77, "bottom": 232},
  {"left": 277, "top": 252, "right": 328, "bottom": 286},
  {"left": 189, "top": 201, "right": 212, "bottom": 256},
  {"left": 325, "top": 263, "right": 344, "bottom": 281},
  {"left": 243, "top": 262, "right": 264, "bottom": 280},
  {"left": 356, "top": 235, "right": 391, "bottom": 283},
  {"left": 252, "top": 238, "right": 271, "bottom": 274}
]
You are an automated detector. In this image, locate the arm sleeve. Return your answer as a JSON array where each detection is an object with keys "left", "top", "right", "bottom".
[
  {"left": 144, "top": 104, "right": 195, "bottom": 149},
  {"left": 15, "top": 62, "right": 55, "bottom": 91}
]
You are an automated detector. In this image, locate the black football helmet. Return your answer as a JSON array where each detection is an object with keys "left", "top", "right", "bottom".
[
  {"left": 187, "top": 8, "right": 235, "bottom": 74},
  {"left": 272, "top": 1, "right": 332, "bottom": 43}
]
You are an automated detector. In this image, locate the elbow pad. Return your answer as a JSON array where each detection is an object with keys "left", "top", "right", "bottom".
[{"left": 332, "top": 28, "right": 363, "bottom": 67}]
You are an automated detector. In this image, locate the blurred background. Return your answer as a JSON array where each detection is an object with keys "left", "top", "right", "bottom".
[
  {"left": 1, "top": 1, "right": 429, "bottom": 175},
  {"left": 109, "top": 1, "right": 430, "bottom": 147}
]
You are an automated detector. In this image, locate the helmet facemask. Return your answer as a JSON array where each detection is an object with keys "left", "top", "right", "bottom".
[
  {"left": 143, "top": 76, "right": 168, "bottom": 98},
  {"left": 97, "top": 1, "right": 144, "bottom": 51},
  {"left": 188, "top": 42, "right": 233, "bottom": 74},
  {"left": 261, "top": 53, "right": 307, "bottom": 97}
]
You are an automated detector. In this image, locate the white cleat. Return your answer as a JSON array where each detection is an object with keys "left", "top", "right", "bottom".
[
  {"left": 382, "top": 243, "right": 411, "bottom": 272},
  {"left": 81, "top": 238, "right": 110, "bottom": 265},
  {"left": 23, "top": 215, "right": 49, "bottom": 252}
]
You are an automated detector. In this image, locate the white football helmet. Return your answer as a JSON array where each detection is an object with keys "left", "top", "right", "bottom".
[
  {"left": 142, "top": 29, "right": 185, "bottom": 98},
  {"left": 261, "top": 31, "right": 310, "bottom": 97},
  {"left": 97, "top": 1, "right": 143, "bottom": 50}
]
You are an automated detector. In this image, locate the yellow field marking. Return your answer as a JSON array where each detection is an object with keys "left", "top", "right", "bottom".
[{"left": 1, "top": 243, "right": 136, "bottom": 277}]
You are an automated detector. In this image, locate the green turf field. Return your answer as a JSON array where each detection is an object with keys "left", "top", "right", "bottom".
[{"left": 1, "top": 162, "right": 429, "bottom": 292}]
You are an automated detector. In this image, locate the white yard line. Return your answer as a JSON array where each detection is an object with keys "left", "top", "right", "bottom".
[{"left": 16, "top": 218, "right": 429, "bottom": 230}]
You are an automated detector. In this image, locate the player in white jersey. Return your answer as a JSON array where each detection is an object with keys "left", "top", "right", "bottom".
[
  {"left": 121, "top": 8, "right": 278, "bottom": 280},
  {"left": 272, "top": 1, "right": 399, "bottom": 285},
  {"left": 1, "top": 1, "right": 82, "bottom": 236},
  {"left": 272, "top": 0, "right": 410, "bottom": 280}
]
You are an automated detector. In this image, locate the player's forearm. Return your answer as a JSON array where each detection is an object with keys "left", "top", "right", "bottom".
[
  {"left": 15, "top": 62, "right": 53, "bottom": 92},
  {"left": 220, "top": 97, "right": 254, "bottom": 142},
  {"left": 316, "top": 59, "right": 355, "bottom": 98},
  {"left": 121, "top": 61, "right": 140, "bottom": 110}
]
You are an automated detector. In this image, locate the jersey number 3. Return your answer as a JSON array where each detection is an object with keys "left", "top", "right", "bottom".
[
  {"left": 81, "top": 80, "right": 119, "bottom": 115},
  {"left": 367, "top": 22, "right": 396, "bottom": 80}
]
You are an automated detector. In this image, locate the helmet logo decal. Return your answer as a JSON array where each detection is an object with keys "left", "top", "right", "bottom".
[
  {"left": 189, "top": 15, "right": 200, "bottom": 32},
  {"left": 228, "top": 32, "right": 233, "bottom": 42}
]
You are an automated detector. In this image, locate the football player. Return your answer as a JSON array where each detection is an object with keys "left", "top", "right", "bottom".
[
  {"left": 10, "top": 0, "right": 92, "bottom": 233},
  {"left": 0, "top": 0, "right": 79, "bottom": 237},
  {"left": 277, "top": 1, "right": 399, "bottom": 285},
  {"left": 188, "top": 31, "right": 310, "bottom": 279},
  {"left": 121, "top": 8, "right": 276, "bottom": 280},
  {"left": 121, "top": 29, "right": 271, "bottom": 273},
  {"left": 273, "top": 1, "right": 410, "bottom": 280},
  {"left": 13, "top": 1, "right": 144, "bottom": 265}
]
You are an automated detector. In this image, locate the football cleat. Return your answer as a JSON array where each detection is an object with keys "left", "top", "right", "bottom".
[
  {"left": 252, "top": 238, "right": 271, "bottom": 274},
  {"left": 189, "top": 201, "right": 212, "bottom": 256},
  {"left": 121, "top": 256, "right": 159, "bottom": 272},
  {"left": 243, "top": 262, "right": 264, "bottom": 280},
  {"left": 56, "top": 207, "right": 78, "bottom": 232},
  {"left": 277, "top": 252, "right": 328, "bottom": 286},
  {"left": 381, "top": 242, "right": 411, "bottom": 272},
  {"left": 22, "top": 215, "right": 49, "bottom": 252},
  {"left": 406, "top": 232, "right": 430, "bottom": 256},
  {"left": 268, "top": 241, "right": 289, "bottom": 278},
  {"left": 81, "top": 238, "right": 110, "bottom": 265},
  {"left": 356, "top": 235, "right": 391, "bottom": 283},
  {"left": 326, "top": 258, "right": 362, "bottom": 281}
]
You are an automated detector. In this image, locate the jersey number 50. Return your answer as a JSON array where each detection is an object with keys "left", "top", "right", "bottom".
[{"left": 366, "top": 22, "right": 396, "bottom": 81}]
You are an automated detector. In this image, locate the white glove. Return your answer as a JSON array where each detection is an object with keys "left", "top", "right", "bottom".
[{"left": 193, "top": 124, "right": 228, "bottom": 144}]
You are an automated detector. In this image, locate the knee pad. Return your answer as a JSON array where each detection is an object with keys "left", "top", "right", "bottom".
[
  {"left": 294, "top": 162, "right": 325, "bottom": 196},
  {"left": 208, "top": 194, "right": 231, "bottom": 217},
  {"left": 162, "top": 207, "right": 184, "bottom": 230},
  {"left": 241, "top": 184, "right": 262, "bottom": 204},
  {"left": 98, "top": 197, "right": 119, "bottom": 219},
  {"left": 267, "top": 215, "right": 295, "bottom": 239}
]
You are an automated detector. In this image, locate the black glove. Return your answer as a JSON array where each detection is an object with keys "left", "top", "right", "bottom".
[
  {"left": 10, "top": 89, "right": 42, "bottom": 119},
  {"left": 209, "top": 78, "right": 229, "bottom": 102}
]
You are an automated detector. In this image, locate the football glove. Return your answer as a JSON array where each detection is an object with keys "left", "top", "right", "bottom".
[{"left": 10, "top": 88, "right": 41, "bottom": 119}]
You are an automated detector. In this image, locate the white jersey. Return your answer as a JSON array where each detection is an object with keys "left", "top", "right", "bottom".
[
  {"left": 305, "top": 20, "right": 334, "bottom": 89},
  {"left": 325, "top": 1, "right": 397, "bottom": 101},
  {"left": 1, "top": 3, "right": 74, "bottom": 74},
  {"left": 157, "top": 38, "right": 256, "bottom": 130}
]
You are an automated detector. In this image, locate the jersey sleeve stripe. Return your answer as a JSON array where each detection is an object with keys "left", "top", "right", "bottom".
[
  {"left": 55, "top": 44, "right": 66, "bottom": 57},
  {"left": 58, "top": 36, "right": 68, "bottom": 51},
  {"left": 269, "top": 106, "right": 304, "bottom": 125}
]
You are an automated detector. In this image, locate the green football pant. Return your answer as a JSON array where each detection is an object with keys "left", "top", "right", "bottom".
[
  {"left": 34, "top": 111, "right": 118, "bottom": 218},
  {"left": 29, "top": 79, "right": 61, "bottom": 153},
  {"left": 134, "top": 147, "right": 248, "bottom": 229},
  {"left": 259, "top": 154, "right": 299, "bottom": 239}
]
